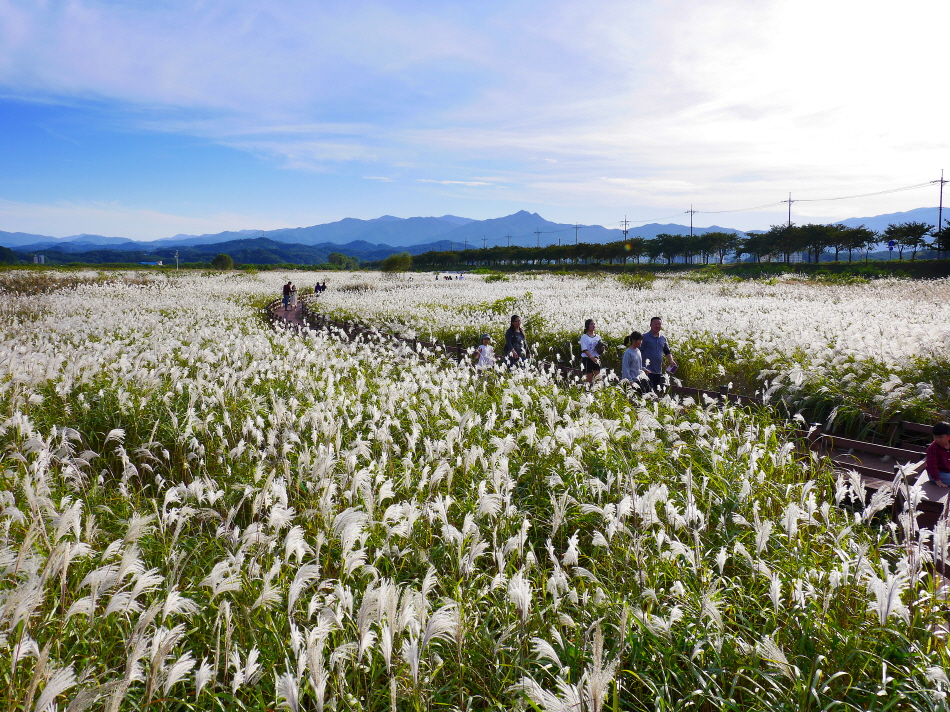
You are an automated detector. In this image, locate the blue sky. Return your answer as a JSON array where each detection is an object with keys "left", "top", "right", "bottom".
[{"left": 1, "top": 0, "right": 949, "bottom": 239}]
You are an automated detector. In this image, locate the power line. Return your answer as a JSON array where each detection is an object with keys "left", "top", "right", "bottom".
[
  {"left": 793, "top": 180, "right": 936, "bottom": 203},
  {"left": 694, "top": 201, "right": 787, "bottom": 215},
  {"left": 623, "top": 211, "right": 691, "bottom": 224}
]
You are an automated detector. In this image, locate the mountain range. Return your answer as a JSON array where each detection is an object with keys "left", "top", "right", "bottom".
[{"left": 1, "top": 207, "right": 945, "bottom": 265}]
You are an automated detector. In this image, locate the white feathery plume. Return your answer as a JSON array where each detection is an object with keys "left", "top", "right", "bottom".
[
  {"left": 195, "top": 657, "right": 214, "bottom": 696},
  {"left": 562, "top": 532, "right": 579, "bottom": 567},
  {"left": 287, "top": 564, "right": 321, "bottom": 614},
  {"left": 162, "top": 588, "right": 199, "bottom": 619},
  {"left": 508, "top": 573, "right": 532, "bottom": 623},
  {"left": 275, "top": 669, "right": 300, "bottom": 712},
  {"left": 531, "top": 637, "right": 563, "bottom": 669},
  {"left": 283, "top": 525, "right": 312, "bottom": 564},
  {"left": 33, "top": 664, "right": 76, "bottom": 712},
  {"left": 769, "top": 573, "right": 782, "bottom": 613},
  {"left": 867, "top": 572, "right": 910, "bottom": 625},
  {"left": 421, "top": 604, "right": 459, "bottom": 650},
  {"left": 756, "top": 636, "right": 795, "bottom": 679},
  {"left": 305, "top": 630, "right": 328, "bottom": 712},
  {"left": 162, "top": 652, "right": 196, "bottom": 696}
]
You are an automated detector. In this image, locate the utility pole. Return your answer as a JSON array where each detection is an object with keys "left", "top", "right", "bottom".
[
  {"left": 464, "top": 237, "right": 467, "bottom": 250},
  {"left": 938, "top": 170, "right": 946, "bottom": 258},
  {"left": 506, "top": 233, "right": 511, "bottom": 247},
  {"left": 535, "top": 228, "right": 542, "bottom": 248},
  {"left": 621, "top": 216, "right": 630, "bottom": 241},
  {"left": 782, "top": 192, "right": 795, "bottom": 227},
  {"left": 686, "top": 205, "right": 697, "bottom": 236},
  {"left": 483, "top": 235, "right": 486, "bottom": 249},
  {"left": 174, "top": 250, "right": 179, "bottom": 271},
  {"left": 573, "top": 223, "right": 580, "bottom": 244}
]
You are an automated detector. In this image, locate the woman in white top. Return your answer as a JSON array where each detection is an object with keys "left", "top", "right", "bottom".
[
  {"left": 475, "top": 334, "right": 496, "bottom": 370},
  {"left": 580, "top": 318, "right": 602, "bottom": 385},
  {"left": 289, "top": 284, "right": 298, "bottom": 309}
]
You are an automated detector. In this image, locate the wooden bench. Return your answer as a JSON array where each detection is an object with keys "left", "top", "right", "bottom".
[
  {"left": 885, "top": 415, "right": 932, "bottom": 453},
  {"left": 806, "top": 427, "right": 950, "bottom": 529}
]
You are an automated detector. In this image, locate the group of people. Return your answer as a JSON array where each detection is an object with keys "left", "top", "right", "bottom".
[
  {"left": 474, "top": 314, "right": 529, "bottom": 370},
  {"left": 583, "top": 316, "right": 676, "bottom": 390},
  {"left": 282, "top": 281, "right": 298, "bottom": 311},
  {"left": 282, "top": 281, "right": 328, "bottom": 311},
  {"left": 473, "top": 314, "right": 676, "bottom": 393}
]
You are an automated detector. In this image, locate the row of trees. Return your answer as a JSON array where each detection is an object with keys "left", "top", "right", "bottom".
[{"left": 411, "top": 220, "right": 950, "bottom": 268}]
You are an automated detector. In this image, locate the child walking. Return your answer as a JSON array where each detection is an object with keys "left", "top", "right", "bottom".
[{"left": 475, "top": 334, "right": 496, "bottom": 370}]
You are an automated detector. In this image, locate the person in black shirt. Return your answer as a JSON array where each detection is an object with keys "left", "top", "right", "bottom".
[{"left": 504, "top": 314, "right": 529, "bottom": 369}]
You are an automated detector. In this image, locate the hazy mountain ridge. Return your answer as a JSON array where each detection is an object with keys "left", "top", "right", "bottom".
[{"left": 1, "top": 207, "right": 944, "bottom": 258}]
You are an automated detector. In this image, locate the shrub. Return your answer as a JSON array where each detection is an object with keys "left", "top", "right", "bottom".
[
  {"left": 484, "top": 273, "right": 510, "bottom": 283},
  {"left": 616, "top": 271, "right": 655, "bottom": 290},
  {"left": 382, "top": 252, "right": 413, "bottom": 272},
  {"left": 338, "top": 282, "right": 377, "bottom": 292},
  {"left": 686, "top": 265, "right": 735, "bottom": 283},
  {"left": 211, "top": 253, "right": 235, "bottom": 270},
  {"left": 811, "top": 269, "right": 869, "bottom": 285}
]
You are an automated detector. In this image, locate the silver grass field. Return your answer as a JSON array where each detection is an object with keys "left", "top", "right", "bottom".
[{"left": 1, "top": 268, "right": 949, "bottom": 711}]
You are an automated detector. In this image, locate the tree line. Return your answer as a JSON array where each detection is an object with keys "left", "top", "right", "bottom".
[{"left": 409, "top": 220, "right": 949, "bottom": 268}]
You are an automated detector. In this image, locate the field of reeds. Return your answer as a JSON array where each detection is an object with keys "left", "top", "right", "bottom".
[
  {"left": 0, "top": 268, "right": 948, "bottom": 711},
  {"left": 317, "top": 271, "right": 950, "bottom": 436}
]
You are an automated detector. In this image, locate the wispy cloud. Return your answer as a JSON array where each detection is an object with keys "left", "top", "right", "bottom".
[{"left": 417, "top": 179, "right": 492, "bottom": 187}]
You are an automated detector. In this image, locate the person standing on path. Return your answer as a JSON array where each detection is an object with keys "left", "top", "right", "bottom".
[
  {"left": 580, "top": 318, "right": 602, "bottom": 385},
  {"left": 289, "top": 283, "right": 298, "bottom": 309},
  {"left": 621, "top": 330, "right": 647, "bottom": 393},
  {"left": 282, "top": 281, "right": 291, "bottom": 311},
  {"left": 641, "top": 317, "right": 676, "bottom": 393},
  {"left": 504, "top": 315, "right": 529, "bottom": 369}
]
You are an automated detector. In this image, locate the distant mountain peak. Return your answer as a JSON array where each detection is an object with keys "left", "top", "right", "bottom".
[
  {"left": 436, "top": 215, "right": 474, "bottom": 225},
  {"left": 369, "top": 215, "right": 403, "bottom": 222}
]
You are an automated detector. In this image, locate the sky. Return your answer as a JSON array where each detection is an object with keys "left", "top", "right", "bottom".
[{"left": 1, "top": 0, "right": 949, "bottom": 240}]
